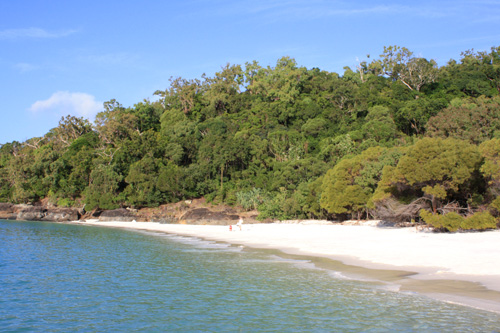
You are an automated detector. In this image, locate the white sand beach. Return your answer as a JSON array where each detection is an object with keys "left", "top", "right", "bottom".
[{"left": 78, "top": 220, "right": 500, "bottom": 312}]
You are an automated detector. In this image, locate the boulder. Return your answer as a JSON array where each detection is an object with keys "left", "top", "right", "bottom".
[
  {"left": 42, "top": 208, "right": 79, "bottom": 222},
  {"left": 17, "top": 207, "right": 46, "bottom": 221}
]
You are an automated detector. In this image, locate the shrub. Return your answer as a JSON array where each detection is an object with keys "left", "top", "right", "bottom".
[
  {"left": 420, "top": 210, "right": 464, "bottom": 232},
  {"left": 461, "top": 211, "right": 497, "bottom": 230},
  {"left": 420, "top": 209, "right": 498, "bottom": 231},
  {"left": 57, "top": 198, "right": 74, "bottom": 208},
  {"left": 490, "top": 196, "right": 500, "bottom": 212},
  {"left": 236, "top": 188, "right": 264, "bottom": 211}
]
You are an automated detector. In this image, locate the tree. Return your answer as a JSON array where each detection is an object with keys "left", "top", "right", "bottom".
[
  {"left": 48, "top": 115, "right": 93, "bottom": 148},
  {"left": 459, "top": 47, "right": 500, "bottom": 96},
  {"left": 157, "top": 162, "right": 184, "bottom": 202},
  {"left": 202, "top": 63, "right": 244, "bottom": 116},
  {"left": 479, "top": 138, "right": 500, "bottom": 214},
  {"left": 155, "top": 77, "right": 204, "bottom": 115},
  {"left": 373, "top": 45, "right": 438, "bottom": 92},
  {"left": 130, "top": 100, "right": 163, "bottom": 133},
  {"left": 439, "top": 47, "right": 500, "bottom": 98},
  {"left": 480, "top": 138, "right": 500, "bottom": 187},
  {"left": 318, "top": 134, "right": 356, "bottom": 163},
  {"left": 51, "top": 132, "right": 99, "bottom": 201},
  {"left": 267, "top": 129, "right": 306, "bottom": 162},
  {"left": 391, "top": 137, "right": 481, "bottom": 213},
  {"left": 84, "top": 164, "right": 122, "bottom": 210},
  {"left": 426, "top": 96, "right": 500, "bottom": 144},
  {"left": 124, "top": 154, "right": 162, "bottom": 207},
  {"left": 320, "top": 156, "right": 369, "bottom": 219},
  {"left": 320, "top": 147, "right": 396, "bottom": 219},
  {"left": 94, "top": 99, "right": 134, "bottom": 146},
  {"left": 361, "top": 105, "right": 399, "bottom": 144},
  {"left": 248, "top": 56, "right": 306, "bottom": 104},
  {"left": 395, "top": 97, "right": 448, "bottom": 135}
]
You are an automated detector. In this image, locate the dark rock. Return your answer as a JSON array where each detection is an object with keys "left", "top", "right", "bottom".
[
  {"left": 0, "top": 213, "right": 17, "bottom": 220},
  {"left": 179, "top": 208, "right": 239, "bottom": 225},
  {"left": 11, "top": 205, "right": 79, "bottom": 222},
  {"left": 0, "top": 203, "right": 14, "bottom": 211},
  {"left": 135, "top": 206, "right": 179, "bottom": 224},
  {"left": 154, "top": 216, "right": 178, "bottom": 224},
  {"left": 17, "top": 207, "right": 46, "bottom": 221},
  {"left": 42, "top": 208, "right": 79, "bottom": 222},
  {"left": 0, "top": 203, "right": 17, "bottom": 220},
  {"left": 99, "top": 208, "right": 136, "bottom": 222}
]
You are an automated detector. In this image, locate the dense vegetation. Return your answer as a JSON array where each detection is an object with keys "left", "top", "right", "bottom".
[{"left": 1, "top": 45, "right": 500, "bottom": 231}]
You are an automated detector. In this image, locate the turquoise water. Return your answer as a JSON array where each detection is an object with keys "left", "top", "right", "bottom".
[{"left": 1, "top": 220, "right": 499, "bottom": 332}]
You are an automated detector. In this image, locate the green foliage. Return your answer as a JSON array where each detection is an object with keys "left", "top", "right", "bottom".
[
  {"left": 395, "top": 98, "right": 448, "bottom": 135},
  {"left": 361, "top": 105, "right": 399, "bottom": 144},
  {"left": 301, "top": 117, "right": 327, "bottom": 137},
  {"left": 318, "top": 134, "right": 356, "bottom": 163},
  {"left": 0, "top": 45, "right": 499, "bottom": 227},
  {"left": 257, "top": 187, "right": 305, "bottom": 220},
  {"left": 490, "top": 196, "right": 500, "bottom": 212},
  {"left": 461, "top": 211, "right": 498, "bottom": 230},
  {"left": 301, "top": 177, "right": 326, "bottom": 218},
  {"left": 440, "top": 47, "right": 500, "bottom": 98},
  {"left": 420, "top": 210, "right": 497, "bottom": 231},
  {"left": 57, "top": 198, "right": 75, "bottom": 208},
  {"left": 157, "top": 162, "right": 184, "bottom": 202},
  {"left": 479, "top": 138, "right": 500, "bottom": 185},
  {"left": 420, "top": 210, "right": 463, "bottom": 232},
  {"left": 395, "top": 137, "right": 481, "bottom": 212},
  {"left": 124, "top": 155, "right": 162, "bottom": 207},
  {"left": 320, "top": 147, "right": 394, "bottom": 218},
  {"left": 84, "top": 165, "right": 122, "bottom": 211},
  {"left": 373, "top": 45, "right": 438, "bottom": 92},
  {"left": 236, "top": 188, "right": 264, "bottom": 211},
  {"left": 426, "top": 96, "right": 500, "bottom": 143}
]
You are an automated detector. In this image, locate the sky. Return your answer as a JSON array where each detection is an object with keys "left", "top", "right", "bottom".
[{"left": 1, "top": 0, "right": 500, "bottom": 144}]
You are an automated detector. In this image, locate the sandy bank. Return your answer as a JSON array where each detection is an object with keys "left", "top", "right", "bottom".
[{"left": 77, "top": 220, "right": 500, "bottom": 312}]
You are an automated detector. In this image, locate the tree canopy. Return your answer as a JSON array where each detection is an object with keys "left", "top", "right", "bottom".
[{"left": 1, "top": 45, "right": 500, "bottom": 230}]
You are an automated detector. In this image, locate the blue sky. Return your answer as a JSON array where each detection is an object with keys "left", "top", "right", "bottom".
[{"left": 1, "top": 0, "right": 499, "bottom": 144}]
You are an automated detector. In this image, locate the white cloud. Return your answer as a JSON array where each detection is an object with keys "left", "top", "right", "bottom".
[
  {"left": 29, "top": 91, "right": 102, "bottom": 119},
  {"left": 0, "top": 27, "right": 77, "bottom": 39}
]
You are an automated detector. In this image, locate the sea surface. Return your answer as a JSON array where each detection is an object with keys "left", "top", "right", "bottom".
[{"left": 1, "top": 220, "right": 499, "bottom": 332}]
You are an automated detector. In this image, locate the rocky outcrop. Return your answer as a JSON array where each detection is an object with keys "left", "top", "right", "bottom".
[
  {"left": 0, "top": 204, "right": 80, "bottom": 222},
  {"left": 178, "top": 208, "right": 240, "bottom": 225},
  {"left": 15, "top": 206, "right": 80, "bottom": 222},
  {"left": 99, "top": 208, "right": 137, "bottom": 222},
  {"left": 136, "top": 205, "right": 181, "bottom": 224},
  {"left": 0, "top": 203, "right": 17, "bottom": 220},
  {"left": 1, "top": 198, "right": 260, "bottom": 225},
  {"left": 96, "top": 207, "right": 243, "bottom": 224},
  {"left": 17, "top": 207, "right": 46, "bottom": 221},
  {"left": 42, "top": 208, "right": 79, "bottom": 222}
]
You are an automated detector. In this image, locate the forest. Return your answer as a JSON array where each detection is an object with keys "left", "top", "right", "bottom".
[{"left": 1, "top": 45, "right": 500, "bottom": 231}]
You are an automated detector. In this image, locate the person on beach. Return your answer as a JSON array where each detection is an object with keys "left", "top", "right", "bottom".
[{"left": 237, "top": 217, "right": 243, "bottom": 231}]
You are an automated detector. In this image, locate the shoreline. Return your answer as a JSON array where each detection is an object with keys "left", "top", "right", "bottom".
[{"left": 75, "top": 220, "right": 500, "bottom": 313}]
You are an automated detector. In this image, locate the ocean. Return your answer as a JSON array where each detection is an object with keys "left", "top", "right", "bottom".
[{"left": 1, "top": 219, "right": 499, "bottom": 332}]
